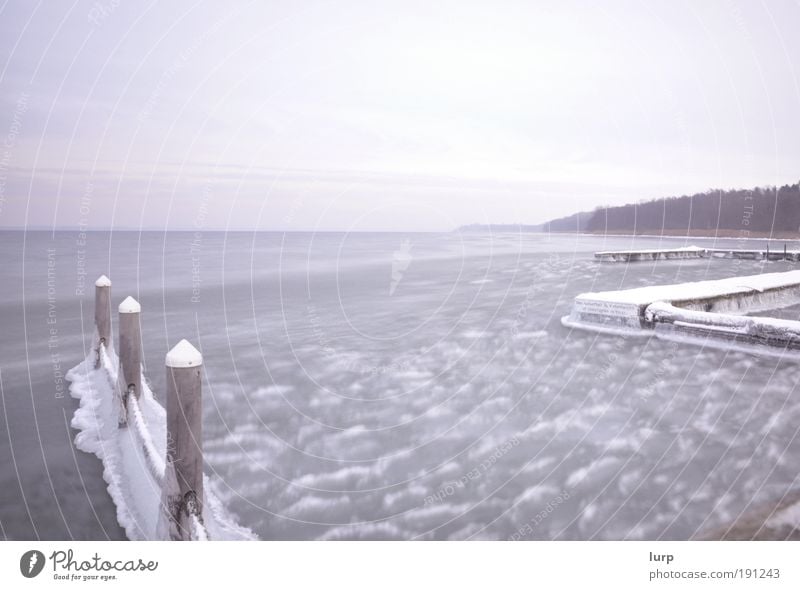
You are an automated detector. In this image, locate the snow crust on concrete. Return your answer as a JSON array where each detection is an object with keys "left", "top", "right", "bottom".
[
  {"left": 576, "top": 270, "right": 800, "bottom": 306},
  {"left": 647, "top": 301, "right": 800, "bottom": 339},
  {"left": 595, "top": 246, "right": 705, "bottom": 256}
]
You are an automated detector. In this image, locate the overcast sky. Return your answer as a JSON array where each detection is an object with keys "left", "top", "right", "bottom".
[{"left": 1, "top": 0, "right": 799, "bottom": 231}]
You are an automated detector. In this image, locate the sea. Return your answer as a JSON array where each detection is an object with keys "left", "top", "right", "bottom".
[{"left": 1, "top": 230, "right": 800, "bottom": 540}]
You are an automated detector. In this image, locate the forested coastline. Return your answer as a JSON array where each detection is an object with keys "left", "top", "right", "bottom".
[
  {"left": 578, "top": 183, "right": 800, "bottom": 235},
  {"left": 460, "top": 183, "right": 800, "bottom": 236}
]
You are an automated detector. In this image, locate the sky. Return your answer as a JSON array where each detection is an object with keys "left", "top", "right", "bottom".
[{"left": 0, "top": 0, "right": 799, "bottom": 231}]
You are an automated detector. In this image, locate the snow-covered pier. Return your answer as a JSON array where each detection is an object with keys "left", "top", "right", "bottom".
[
  {"left": 563, "top": 270, "right": 800, "bottom": 351},
  {"left": 595, "top": 245, "right": 800, "bottom": 262},
  {"left": 66, "top": 276, "right": 256, "bottom": 541},
  {"left": 594, "top": 246, "right": 708, "bottom": 262}
]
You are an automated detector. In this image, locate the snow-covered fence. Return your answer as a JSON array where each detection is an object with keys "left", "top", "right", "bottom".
[{"left": 66, "top": 276, "right": 255, "bottom": 541}]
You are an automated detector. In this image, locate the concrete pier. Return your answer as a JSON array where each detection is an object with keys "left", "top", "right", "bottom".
[
  {"left": 594, "top": 246, "right": 707, "bottom": 262},
  {"left": 595, "top": 246, "right": 800, "bottom": 263},
  {"left": 563, "top": 270, "right": 800, "bottom": 351}
]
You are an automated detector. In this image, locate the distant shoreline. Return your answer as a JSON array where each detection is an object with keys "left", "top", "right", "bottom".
[
  {"left": 576, "top": 229, "right": 800, "bottom": 240},
  {"left": 458, "top": 226, "right": 800, "bottom": 241}
]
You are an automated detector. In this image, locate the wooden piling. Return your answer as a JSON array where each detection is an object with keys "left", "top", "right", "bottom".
[
  {"left": 94, "top": 275, "right": 112, "bottom": 368},
  {"left": 116, "top": 296, "right": 142, "bottom": 427},
  {"left": 161, "top": 339, "right": 204, "bottom": 540}
]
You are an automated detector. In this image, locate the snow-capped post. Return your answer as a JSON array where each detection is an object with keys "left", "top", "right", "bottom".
[
  {"left": 116, "top": 296, "right": 142, "bottom": 427},
  {"left": 94, "top": 275, "right": 112, "bottom": 368},
  {"left": 160, "top": 339, "right": 205, "bottom": 540}
]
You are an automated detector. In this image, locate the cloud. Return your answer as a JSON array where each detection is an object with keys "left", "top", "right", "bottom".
[{"left": 1, "top": 0, "right": 799, "bottom": 229}]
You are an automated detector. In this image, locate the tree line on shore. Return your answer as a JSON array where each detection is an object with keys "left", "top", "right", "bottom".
[
  {"left": 459, "top": 182, "right": 800, "bottom": 235},
  {"left": 540, "top": 182, "right": 800, "bottom": 234}
]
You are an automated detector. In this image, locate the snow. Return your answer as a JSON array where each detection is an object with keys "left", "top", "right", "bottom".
[
  {"left": 645, "top": 302, "right": 750, "bottom": 330},
  {"left": 766, "top": 502, "right": 800, "bottom": 531},
  {"left": 649, "top": 302, "right": 800, "bottom": 338},
  {"left": 118, "top": 296, "right": 141, "bottom": 314},
  {"left": 576, "top": 270, "right": 800, "bottom": 306},
  {"left": 318, "top": 522, "right": 406, "bottom": 541},
  {"left": 566, "top": 457, "right": 620, "bottom": 488},
  {"left": 292, "top": 465, "right": 373, "bottom": 491},
  {"left": 256, "top": 384, "right": 294, "bottom": 396},
  {"left": 165, "top": 339, "right": 203, "bottom": 368},
  {"left": 189, "top": 514, "right": 209, "bottom": 541},
  {"left": 512, "top": 330, "right": 547, "bottom": 340},
  {"left": 95, "top": 275, "right": 111, "bottom": 287},
  {"left": 595, "top": 246, "right": 705, "bottom": 256},
  {"left": 514, "top": 485, "right": 559, "bottom": 505},
  {"left": 66, "top": 346, "right": 256, "bottom": 540}
]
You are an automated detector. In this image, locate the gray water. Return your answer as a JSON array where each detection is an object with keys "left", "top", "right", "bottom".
[{"left": 2, "top": 230, "right": 800, "bottom": 540}]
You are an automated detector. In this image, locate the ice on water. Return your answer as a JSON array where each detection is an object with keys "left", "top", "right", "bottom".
[
  {"left": 192, "top": 233, "right": 800, "bottom": 540},
  {"left": 66, "top": 232, "right": 800, "bottom": 539}
]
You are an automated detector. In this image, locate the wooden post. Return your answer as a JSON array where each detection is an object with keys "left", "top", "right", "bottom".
[
  {"left": 116, "top": 296, "right": 142, "bottom": 427},
  {"left": 160, "top": 339, "right": 204, "bottom": 540},
  {"left": 784, "top": 244, "right": 788, "bottom": 260},
  {"left": 94, "top": 275, "right": 112, "bottom": 368}
]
